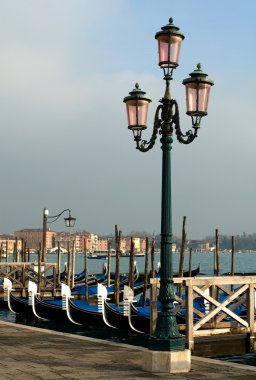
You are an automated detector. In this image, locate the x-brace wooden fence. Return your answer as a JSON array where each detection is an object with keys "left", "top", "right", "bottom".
[
  {"left": 0, "top": 262, "right": 57, "bottom": 295},
  {"left": 151, "top": 276, "right": 256, "bottom": 352}
]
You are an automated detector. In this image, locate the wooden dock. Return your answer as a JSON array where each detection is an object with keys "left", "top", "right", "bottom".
[{"left": 1, "top": 262, "right": 256, "bottom": 358}]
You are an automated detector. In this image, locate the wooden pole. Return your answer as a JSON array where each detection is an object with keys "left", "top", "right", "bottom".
[
  {"left": 22, "top": 262, "right": 26, "bottom": 297},
  {"left": 16, "top": 237, "right": 19, "bottom": 263},
  {"left": 42, "top": 208, "right": 48, "bottom": 262},
  {"left": 21, "top": 239, "right": 24, "bottom": 262},
  {"left": 57, "top": 241, "right": 61, "bottom": 285},
  {"left": 189, "top": 248, "right": 192, "bottom": 277},
  {"left": 231, "top": 236, "right": 235, "bottom": 292},
  {"left": 23, "top": 241, "right": 27, "bottom": 263},
  {"left": 215, "top": 229, "right": 220, "bottom": 276},
  {"left": 67, "top": 240, "right": 71, "bottom": 287},
  {"left": 142, "top": 237, "right": 149, "bottom": 307},
  {"left": 71, "top": 240, "right": 75, "bottom": 289},
  {"left": 12, "top": 240, "right": 15, "bottom": 263},
  {"left": 14, "top": 238, "right": 17, "bottom": 262},
  {"left": 6, "top": 240, "right": 9, "bottom": 263},
  {"left": 151, "top": 238, "right": 155, "bottom": 278},
  {"left": 38, "top": 246, "right": 42, "bottom": 293},
  {"left": 27, "top": 248, "right": 30, "bottom": 262},
  {"left": 178, "top": 216, "right": 186, "bottom": 278},
  {"left": 231, "top": 236, "right": 235, "bottom": 276},
  {"left": 128, "top": 237, "right": 135, "bottom": 290},
  {"left": 114, "top": 225, "right": 121, "bottom": 306},
  {"left": 84, "top": 239, "right": 88, "bottom": 301},
  {"left": 0, "top": 243, "right": 2, "bottom": 263},
  {"left": 107, "top": 241, "right": 111, "bottom": 288}
]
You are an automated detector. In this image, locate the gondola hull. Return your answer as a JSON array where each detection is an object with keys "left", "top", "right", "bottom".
[
  {"left": 9, "top": 293, "right": 32, "bottom": 315},
  {"left": 34, "top": 296, "right": 67, "bottom": 321},
  {"left": 68, "top": 299, "right": 106, "bottom": 327}
]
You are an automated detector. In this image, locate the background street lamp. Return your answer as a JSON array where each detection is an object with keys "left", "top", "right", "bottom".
[
  {"left": 42, "top": 208, "right": 76, "bottom": 262},
  {"left": 124, "top": 18, "right": 213, "bottom": 352}
]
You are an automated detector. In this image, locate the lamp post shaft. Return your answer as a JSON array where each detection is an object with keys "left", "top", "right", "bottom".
[{"left": 149, "top": 132, "right": 185, "bottom": 351}]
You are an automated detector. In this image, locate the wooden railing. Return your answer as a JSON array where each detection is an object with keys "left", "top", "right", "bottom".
[
  {"left": 151, "top": 276, "right": 256, "bottom": 351},
  {"left": 0, "top": 262, "right": 57, "bottom": 295}
]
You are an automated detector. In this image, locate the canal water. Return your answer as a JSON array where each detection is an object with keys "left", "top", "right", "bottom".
[
  {"left": 8, "top": 249, "right": 256, "bottom": 276},
  {"left": 1, "top": 251, "right": 256, "bottom": 363}
]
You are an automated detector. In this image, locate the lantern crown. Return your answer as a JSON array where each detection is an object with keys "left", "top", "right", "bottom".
[
  {"left": 182, "top": 63, "right": 214, "bottom": 86},
  {"left": 123, "top": 83, "right": 151, "bottom": 104}
]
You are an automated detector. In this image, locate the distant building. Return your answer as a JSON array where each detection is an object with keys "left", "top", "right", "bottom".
[
  {"left": 189, "top": 240, "right": 210, "bottom": 252},
  {"left": 0, "top": 234, "right": 22, "bottom": 253},
  {"left": 199, "top": 242, "right": 210, "bottom": 252},
  {"left": 55, "top": 231, "right": 99, "bottom": 253},
  {"left": 14, "top": 229, "right": 55, "bottom": 251},
  {"left": 97, "top": 239, "right": 108, "bottom": 251},
  {"left": 119, "top": 237, "right": 141, "bottom": 253}
]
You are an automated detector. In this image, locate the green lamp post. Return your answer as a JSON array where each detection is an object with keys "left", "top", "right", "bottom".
[{"left": 124, "top": 18, "right": 214, "bottom": 351}]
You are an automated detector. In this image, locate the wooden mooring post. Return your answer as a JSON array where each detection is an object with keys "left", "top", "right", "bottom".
[
  {"left": 107, "top": 242, "right": 111, "bottom": 288},
  {"left": 57, "top": 241, "right": 61, "bottom": 285},
  {"left": 128, "top": 237, "right": 135, "bottom": 290},
  {"left": 114, "top": 225, "right": 121, "bottom": 307},
  {"left": 84, "top": 239, "right": 88, "bottom": 301}
]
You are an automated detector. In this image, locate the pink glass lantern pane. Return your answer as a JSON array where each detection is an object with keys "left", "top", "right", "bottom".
[
  {"left": 157, "top": 34, "right": 183, "bottom": 67},
  {"left": 185, "top": 83, "right": 212, "bottom": 114},
  {"left": 126, "top": 99, "right": 149, "bottom": 127}
]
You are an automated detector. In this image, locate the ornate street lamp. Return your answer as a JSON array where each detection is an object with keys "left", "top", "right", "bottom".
[
  {"left": 124, "top": 18, "right": 213, "bottom": 352},
  {"left": 42, "top": 208, "right": 76, "bottom": 261}
]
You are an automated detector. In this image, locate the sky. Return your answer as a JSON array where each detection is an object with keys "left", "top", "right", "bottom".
[{"left": 0, "top": 0, "right": 256, "bottom": 240}]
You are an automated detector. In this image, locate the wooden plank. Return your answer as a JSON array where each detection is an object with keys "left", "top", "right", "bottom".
[
  {"left": 183, "top": 276, "right": 256, "bottom": 286},
  {"left": 194, "top": 327, "right": 249, "bottom": 336},
  {"left": 248, "top": 283, "right": 255, "bottom": 352},
  {"left": 186, "top": 280, "right": 194, "bottom": 349}
]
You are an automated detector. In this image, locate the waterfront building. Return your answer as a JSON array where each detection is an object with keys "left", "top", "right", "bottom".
[
  {"left": 119, "top": 237, "right": 141, "bottom": 253},
  {"left": 0, "top": 234, "right": 22, "bottom": 253},
  {"left": 55, "top": 231, "right": 99, "bottom": 253},
  {"left": 199, "top": 242, "right": 210, "bottom": 252},
  {"left": 97, "top": 238, "right": 108, "bottom": 251},
  {"left": 14, "top": 229, "right": 55, "bottom": 251}
]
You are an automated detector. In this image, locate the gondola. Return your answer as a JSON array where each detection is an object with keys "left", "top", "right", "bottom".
[
  {"left": 103, "top": 285, "right": 206, "bottom": 334},
  {"left": 33, "top": 295, "right": 67, "bottom": 321},
  {"left": 9, "top": 292, "right": 32, "bottom": 315},
  {"left": 5, "top": 279, "right": 36, "bottom": 316},
  {"left": 66, "top": 298, "right": 107, "bottom": 327},
  {"left": 32, "top": 283, "right": 111, "bottom": 326},
  {"left": 71, "top": 263, "right": 141, "bottom": 298}
]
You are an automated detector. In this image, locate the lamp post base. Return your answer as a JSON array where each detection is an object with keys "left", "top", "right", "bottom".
[
  {"left": 148, "top": 335, "right": 186, "bottom": 352},
  {"left": 142, "top": 349, "right": 191, "bottom": 374},
  {"left": 149, "top": 309, "right": 186, "bottom": 351}
]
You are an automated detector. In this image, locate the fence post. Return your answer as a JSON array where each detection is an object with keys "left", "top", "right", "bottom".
[
  {"left": 185, "top": 279, "right": 194, "bottom": 350},
  {"left": 248, "top": 282, "right": 255, "bottom": 352},
  {"left": 150, "top": 277, "right": 158, "bottom": 336}
]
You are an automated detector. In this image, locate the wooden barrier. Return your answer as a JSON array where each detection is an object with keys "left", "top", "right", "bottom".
[
  {"left": 151, "top": 276, "right": 256, "bottom": 353},
  {"left": 0, "top": 262, "right": 57, "bottom": 295}
]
